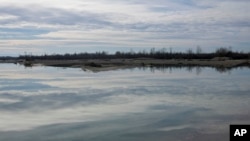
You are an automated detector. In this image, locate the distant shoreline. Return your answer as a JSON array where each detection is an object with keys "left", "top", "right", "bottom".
[
  {"left": 1, "top": 47, "right": 249, "bottom": 72},
  {"left": 1, "top": 58, "right": 249, "bottom": 72}
]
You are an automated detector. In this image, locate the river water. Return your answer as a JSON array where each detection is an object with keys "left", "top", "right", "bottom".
[{"left": 0, "top": 64, "right": 249, "bottom": 141}]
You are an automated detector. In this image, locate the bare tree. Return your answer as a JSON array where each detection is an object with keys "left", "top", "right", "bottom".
[{"left": 196, "top": 45, "right": 202, "bottom": 54}]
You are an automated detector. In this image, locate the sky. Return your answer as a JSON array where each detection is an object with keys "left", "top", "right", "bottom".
[{"left": 0, "top": 0, "right": 250, "bottom": 56}]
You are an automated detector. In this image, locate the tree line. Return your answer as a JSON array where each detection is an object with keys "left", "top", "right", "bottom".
[{"left": 18, "top": 47, "right": 250, "bottom": 60}]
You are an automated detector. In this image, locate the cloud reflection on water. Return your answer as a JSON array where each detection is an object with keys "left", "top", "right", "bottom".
[{"left": 0, "top": 64, "right": 249, "bottom": 141}]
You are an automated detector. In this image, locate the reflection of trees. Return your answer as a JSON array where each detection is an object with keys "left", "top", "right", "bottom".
[
  {"left": 196, "top": 67, "right": 202, "bottom": 75},
  {"left": 140, "top": 65, "right": 204, "bottom": 75},
  {"left": 138, "top": 65, "right": 247, "bottom": 75},
  {"left": 214, "top": 67, "right": 231, "bottom": 74},
  {"left": 186, "top": 66, "right": 193, "bottom": 73}
]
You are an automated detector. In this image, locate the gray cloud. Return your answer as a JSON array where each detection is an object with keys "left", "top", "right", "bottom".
[
  {"left": 0, "top": 0, "right": 249, "bottom": 54},
  {"left": 0, "top": 5, "right": 112, "bottom": 27}
]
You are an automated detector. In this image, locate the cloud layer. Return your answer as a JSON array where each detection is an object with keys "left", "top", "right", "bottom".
[{"left": 0, "top": 0, "right": 249, "bottom": 55}]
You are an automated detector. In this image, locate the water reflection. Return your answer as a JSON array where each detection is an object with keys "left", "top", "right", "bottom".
[
  {"left": 137, "top": 65, "right": 250, "bottom": 75},
  {"left": 19, "top": 61, "right": 250, "bottom": 75},
  {"left": 0, "top": 64, "right": 249, "bottom": 141}
]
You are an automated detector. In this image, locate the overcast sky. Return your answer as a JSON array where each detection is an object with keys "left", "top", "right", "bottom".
[{"left": 0, "top": 0, "right": 250, "bottom": 55}]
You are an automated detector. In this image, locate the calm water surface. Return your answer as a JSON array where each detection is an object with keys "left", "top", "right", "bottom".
[{"left": 0, "top": 64, "right": 249, "bottom": 141}]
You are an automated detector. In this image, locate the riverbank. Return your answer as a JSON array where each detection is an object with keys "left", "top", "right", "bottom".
[{"left": 10, "top": 58, "right": 249, "bottom": 72}]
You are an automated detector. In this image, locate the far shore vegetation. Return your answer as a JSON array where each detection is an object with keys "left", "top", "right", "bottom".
[
  {"left": 17, "top": 47, "right": 250, "bottom": 60},
  {"left": 0, "top": 47, "right": 250, "bottom": 72},
  {"left": 0, "top": 47, "right": 249, "bottom": 60}
]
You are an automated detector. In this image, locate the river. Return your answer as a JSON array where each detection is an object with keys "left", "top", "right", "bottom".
[{"left": 0, "top": 64, "right": 249, "bottom": 141}]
